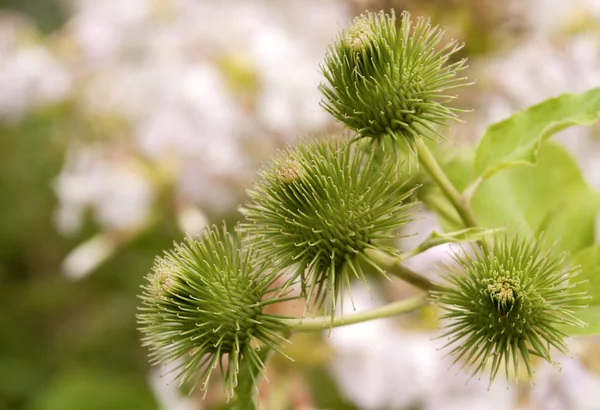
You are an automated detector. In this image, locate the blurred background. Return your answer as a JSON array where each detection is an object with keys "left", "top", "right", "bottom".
[{"left": 2, "top": 0, "right": 600, "bottom": 409}]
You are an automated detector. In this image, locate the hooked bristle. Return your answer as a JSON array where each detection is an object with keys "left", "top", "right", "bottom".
[
  {"left": 319, "top": 10, "right": 471, "bottom": 154},
  {"left": 431, "top": 235, "right": 587, "bottom": 387},
  {"left": 137, "top": 225, "right": 296, "bottom": 399},
  {"left": 241, "top": 136, "right": 416, "bottom": 320}
]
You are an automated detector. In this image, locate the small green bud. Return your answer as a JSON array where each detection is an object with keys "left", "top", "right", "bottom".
[
  {"left": 431, "top": 236, "right": 587, "bottom": 387},
  {"left": 320, "top": 10, "right": 470, "bottom": 152},
  {"left": 241, "top": 137, "right": 415, "bottom": 318},
  {"left": 137, "top": 225, "right": 293, "bottom": 399}
]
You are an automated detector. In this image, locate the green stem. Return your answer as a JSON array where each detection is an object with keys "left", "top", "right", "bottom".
[
  {"left": 365, "top": 248, "right": 441, "bottom": 291},
  {"left": 283, "top": 294, "right": 428, "bottom": 332},
  {"left": 415, "top": 138, "right": 478, "bottom": 229},
  {"left": 231, "top": 348, "right": 273, "bottom": 410}
]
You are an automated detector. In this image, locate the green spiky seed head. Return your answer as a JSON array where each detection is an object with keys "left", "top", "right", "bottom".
[
  {"left": 319, "top": 10, "right": 470, "bottom": 153},
  {"left": 241, "top": 137, "right": 415, "bottom": 318},
  {"left": 137, "top": 225, "right": 294, "bottom": 399},
  {"left": 431, "top": 236, "right": 587, "bottom": 387}
]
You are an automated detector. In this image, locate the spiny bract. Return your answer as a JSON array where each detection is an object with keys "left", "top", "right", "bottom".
[
  {"left": 137, "top": 225, "right": 294, "bottom": 399},
  {"left": 319, "top": 10, "right": 470, "bottom": 153},
  {"left": 241, "top": 137, "right": 414, "bottom": 319},
  {"left": 431, "top": 236, "right": 587, "bottom": 386}
]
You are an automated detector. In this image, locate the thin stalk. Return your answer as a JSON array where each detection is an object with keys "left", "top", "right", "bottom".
[
  {"left": 231, "top": 348, "right": 273, "bottom": 410},
  {"left": 415, "top": 138, "right": 478, "bottom": 229},
  {"left": 283, "top": 294, "right": 428, "bottom": 332},
  {"left": 365, "top": 248, "right": 441, "bottom": 291}
]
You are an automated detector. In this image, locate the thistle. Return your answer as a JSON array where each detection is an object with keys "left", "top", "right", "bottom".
[
  {"left": 431, "top": 236, "right": 587, "bottom": 386},
  {"left": 241, "top": 137, "right": 414, "bottom": 318},
  {"left": 137, "top": 225, "right": 294, "bottom": 399},
  {"left": 319, "top": 10, "right": 470, "bottom": 153}
]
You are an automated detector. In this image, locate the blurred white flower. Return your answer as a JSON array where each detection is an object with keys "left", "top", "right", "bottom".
[
  {"left": 148, "top": 366, "right": 195, "bottom": 410},
  {"left": 249, "top": 22, "right": 330, "bottom": 137},
  {"left": 47, "top": 0, "right": 349, "bottom": 236},
  {"left": 135, "top": 110, "right": 198, "bottom": 162},
  {"left": 68, "top": 0, "right": 152, "bottom": 62},
  {"left": 510, "top": 0, "right": 600, "bottom": 35},
  {"left": 486, "top": 36, "right": 600, "bottom": 108},
  {"left": 328, "top": 285, "right": 435, "bottom": 409},
  {"left": 250, "top": 2, "right": 343, "bottom": 137},
  {"left": 176, "top": 204, "right": 209, "bottom": 238},
  {"left": 530, "top": 355, "right": 600, "bottom": 410},
  {"left": 53, "top": 145, "right": 155, "bottom": 234},
  {"left": 94, "top": 164, "right": 154, "bottom": 230},
  {"left": 61, "top": 233, "right": 120, "bottom": 280},
  {"left": 0, "top": 45, "right": 71, "bottom": 121},
  {"left": 71, "top": 0, "right": 151, "bottom": 26},
  {"left": 256, "top": 59, "right": 328, "bottom": 137},
  {"left": 328, "top": 284, "right": 517, "bottom": 410},
  {"left": 179, "top": 63, "right": 240, "bottom": 139}
]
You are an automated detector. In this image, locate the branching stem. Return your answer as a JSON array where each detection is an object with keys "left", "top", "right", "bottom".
[
  {"left": 415, "top": 138, "right": 478, "bottom": 229},
  {"left": 366, "top": 248, "right": 441, "bottom": 291},
  {"left": 283, "top": 294, "right": 428, "bottom": 331}
]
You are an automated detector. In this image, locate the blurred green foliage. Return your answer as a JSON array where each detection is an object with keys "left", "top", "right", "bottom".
[
  {"left": 0, "top": 107, "right": 163, "bottom": 409},
  {"left": 0, "top": 0, "right": 66, "bottom": 33}
]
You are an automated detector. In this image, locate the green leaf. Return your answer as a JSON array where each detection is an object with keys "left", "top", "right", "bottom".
[
  {"left": 411, "top": 227, "right": 499, "bottom": 255},
  {"left": 471, "top": 142, "right": 600, "bottom": 254},
  {"left": 563, "top": 305, "right": 600, "bottom": 336},
  {"left": 229, "top": 349, "right": 273, "bottom": 410},
  {"left": 473, "top": 88, "right": 600, "bottom": 182},
  {"left": 29, "top": 368, "right": 157, "bottom": 410},
  {"left": 427, "top": 142, "right": 600, "bottom": 254},
  {"left": 559, "top": 246, "right": 600, "bottom": 336},
  {"left": 572, "top": 245, "right": 600, "bottom": 307}
]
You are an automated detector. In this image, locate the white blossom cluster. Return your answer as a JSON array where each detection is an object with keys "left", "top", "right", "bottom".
[
  {"left": 0, "top": 16, "right": 71, "bottom": 123},
  {"left": 57, "top": 0, "right": 342, "bottom": 230},
  {"left": 0, "top": 0, "right": 346, "bottom": 279}
]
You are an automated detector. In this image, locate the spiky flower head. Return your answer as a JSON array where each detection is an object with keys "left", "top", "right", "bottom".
[
  {"left": 319, "top": 10, "right": 469, "bottom": 153},
  {"left": 241, "top": 137, "right": 415, "bottom": 318},
  {"left": 137, "top": 225, "right": 294, "bottom": 399},
  {"left": 431, "top": 236, "right": 587, "bottom": 387}
]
